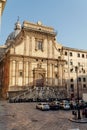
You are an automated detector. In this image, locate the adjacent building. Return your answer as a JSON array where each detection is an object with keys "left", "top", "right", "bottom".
[{"left": 63, "top": 47, "right": 87, "bottom": 99}]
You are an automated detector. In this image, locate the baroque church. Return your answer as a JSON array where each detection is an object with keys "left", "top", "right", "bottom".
[{"left": 0, "top": 20, "right": 67, "bottom": 99}]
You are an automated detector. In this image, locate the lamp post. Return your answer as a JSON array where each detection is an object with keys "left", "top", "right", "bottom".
[
  {"left": 75, "top": 66, "right": 81, "bottom": 119},
  {"left": 70, "top": 64, "right": 84, "bottom": 120}
]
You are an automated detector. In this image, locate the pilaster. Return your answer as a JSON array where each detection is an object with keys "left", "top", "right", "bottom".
[
  {"left": 52, "top": 64, "right": 55, "bottom": 86},
  {"left": 29, "top": 37, "right": 32, "bottom": 56},
  {"left": 15, "top": 61, "right": 19, "bottom": 86},
  {"left": 28, "top": 62, "right": 32, "bottom": 86}
]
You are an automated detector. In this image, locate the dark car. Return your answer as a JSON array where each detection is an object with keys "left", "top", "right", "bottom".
[{"left": 49, "top": 101, "right": 60, "bottom": 110}]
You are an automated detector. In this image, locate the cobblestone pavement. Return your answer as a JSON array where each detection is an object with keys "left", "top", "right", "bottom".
[{"left": 0, "top": 101, "right": 87, "bottom": 130}]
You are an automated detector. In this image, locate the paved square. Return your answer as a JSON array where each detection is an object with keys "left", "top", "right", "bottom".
[{"left": 0, "top": 101, "right": 87, "bottom": 130}]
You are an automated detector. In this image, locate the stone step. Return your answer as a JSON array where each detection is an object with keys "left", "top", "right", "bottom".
[{"left": 9, "top": 86, "right": 67, "bottom": 102}]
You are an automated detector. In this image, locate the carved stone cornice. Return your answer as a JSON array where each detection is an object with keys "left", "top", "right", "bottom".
[
  {"left": 9, "top": 54, "right": 58, "bottom": 61},
  {"left": 23, "top": 20, "right": 56, "bottom": 37}
]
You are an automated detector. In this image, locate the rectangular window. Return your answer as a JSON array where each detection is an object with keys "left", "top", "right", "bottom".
[
  {"left": 70, "top": 78, "right": 73, "bottom": 82},
  {"left": 78, "top": 77, "right": 81, "bottom": 82},
  {"left": 65, "top": 51, "right": 67, "bottom": 55},
  {"left": 70, "top": 52, "right": 73, "bottom": 56},
  {"left": 38, "top": 41, "right": 43, "bottom": 50},
  {"left": 19, "top": 71, "right": 23, "bottom": 77},
  {"left": 77, "top": 53, "right": 80, "bottom": 57},
  {"left": 70, "top": 84, "right": 74, "bottom": 92},
  {"left": 83, "top": 84, "right": 86, "bottom": 89},
  {"left": 70, "top": 61, "right": 73, "bottom": 65},
  {"left": 70, "top": 68, "right": 73, "bottom": 72},
  {"left": 35, "top": 39, "right": 43, "bottom": 51},
  {"left": 83, "top": 70, "right": 85, "bottom": 73},
  {"left": 82, "top": 54, "right": 85, "bottom": 58},
  {"left": 83, "top": 77, "right": 86, "bottom": 82},
  {"left": 55, "top": 73, "right": 58, "bottom": 78}
]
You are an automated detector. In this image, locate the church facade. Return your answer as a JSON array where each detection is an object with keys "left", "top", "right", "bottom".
[{"left": 0, "top": 20, "right": 67, "bottom": 99}]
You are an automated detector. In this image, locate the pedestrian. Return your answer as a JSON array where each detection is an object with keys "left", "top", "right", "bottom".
[
  {"left": 82, "top": 109, "right": 85, "bottom": 118},
  {"left": 82, "top": 108, "right": 87, "bottom": 118}
]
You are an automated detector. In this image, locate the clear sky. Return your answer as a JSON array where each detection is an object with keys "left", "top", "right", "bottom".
[{"left": 1, "top": 0, "right": 87, "bottom": 50}]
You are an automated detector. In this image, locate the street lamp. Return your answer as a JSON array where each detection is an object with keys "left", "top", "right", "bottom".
[
  {"left": 70, "top": 64, "right": 84, "bottom": 120},
  {"left": 75, "top": 66, "right": 81, "bottom": 119}
]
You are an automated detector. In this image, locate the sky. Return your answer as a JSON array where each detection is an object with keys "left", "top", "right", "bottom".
[{"left": 1, "top": 0, "right": 87, "bottom": 50}]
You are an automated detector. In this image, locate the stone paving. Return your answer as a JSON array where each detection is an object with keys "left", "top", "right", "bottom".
[{"left": 0, "top": 101, "right": 87, "bottom": 130}]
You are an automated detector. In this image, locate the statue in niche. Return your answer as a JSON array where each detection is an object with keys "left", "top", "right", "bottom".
[{"left": 37, "top": 63, "right": 42, "bottom": 68}]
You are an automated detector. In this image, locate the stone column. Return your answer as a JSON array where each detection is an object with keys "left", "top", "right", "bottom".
[
  {"left": 42, "top": 39, "right": 44, "bottom": 51},
  {"left": 23, "top": 61, "right": 26, "bottom": 86},
  {"left": 28, "top": 62, "right": 32, "bottom": 86},
  {"left": 29, "top": 37, "right": 32, "bottom": 56},
  {"left": 47, "top": 62, "right": 50, "bottom": 86},
  {"left": 57, "top": 63, "right": 59, "bottom": 86},
  {"left": 47, "top": 41, "right": 50, "bottom": 58},
  {"left": 62, "top": 64, "right": 65, "bottom": 87},
  {"left": 9, "top": 60, "right": 13, "bottom": 87},
  {"left": 58, "top": 64, "right": 62, "bottom": 86},
  {"left": 35, "top": 38, "right": 38, "bottom": 51},
  {"left": 12, "top": 60, "right": 16, "bottom": 87},
  {"left": 52, "top": 43, "right": 54, "bottom": 59},
  {"left": 52, "top": 64, "right": 54, "bottom": 86},
  {"left": 15, "top": 61, "right": 18, "bottom": 86}
]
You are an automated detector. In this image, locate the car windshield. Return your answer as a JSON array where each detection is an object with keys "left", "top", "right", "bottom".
[{"left": 43, "top": 103, "right": 48, "bottom": 105}]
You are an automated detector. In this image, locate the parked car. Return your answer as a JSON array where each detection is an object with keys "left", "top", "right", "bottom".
[
  {"left": 49, "top": 101, "right": 60, "bottom": 110},
  {"left": 60, "top": 100, "right": 70, "bottom": 110},
  {"left": 70, "top": 100, "right": 77, "bottom": 110},
  {"left": 36, "top": 102, "right": 50, "bottom": 111},
  {"left": 62, "top": 103, "right": 70, "bottom": 110}
]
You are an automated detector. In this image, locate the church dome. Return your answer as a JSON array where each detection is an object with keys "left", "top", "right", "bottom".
[{"left": 6, "top": 20, "right": 21, "bottom": 42}]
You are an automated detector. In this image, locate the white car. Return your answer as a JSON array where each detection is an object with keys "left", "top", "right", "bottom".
[
  {"left": 62, "top": 103, "right": 70, "bottom": 110},
  {"left": 36, "top": 102, "right": 50, "bottom": 110}
]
